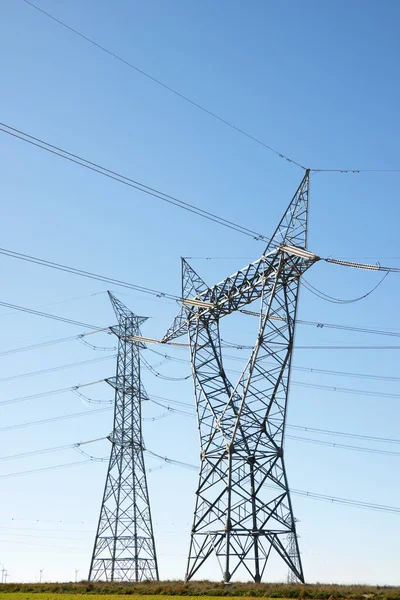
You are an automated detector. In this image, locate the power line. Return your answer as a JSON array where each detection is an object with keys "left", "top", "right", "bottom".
[
  {"left": 142, "top": 355, "right": 191, "bottom": 381},
  {"left": 72, "top": 389, "right": 112, "bottom": 406},
  {"left": 2, "top": 440, "right": 399, "bottom": 516},
  {"left": 0, "top": 354, "right": 115, "bottom": 383},
  {"left": 288, "top": 487, "right": 400, "bottom": 515},
  {"left": 2, "top": 445, "right": 399, "bottom": 517},
  {"left": 296, "top": 319, "right": 400, "bottom": 339},
  {"left": 292, "top": 380, "right": 400, "bottom": 401},
  {"left": 0, "top": 333, "right": 82, "bottom": 357},
  {"left": 0, "top": 516, "right": 96, "bottom": 524},
  {"left": 0, "top": 246, "right": 179, "bottom": 300},
  {"left": 21, "top": 0, "right": 305, "bottom": 171},
  {"left": 0, "top": 299, "right": 100, "bottom": 329},
  {"left": 0, "top": 329, "right": 112, "bottom": 358},
  {"left": 219, "top": 352, "right": 400, "bottom": 383},
  {"left": 0, "top": 379, "right": 103, "bottom": 406},
  {"left": 13, "top": 4, "right": 400, "bottom": 179},
  {"left": 157, "top": 346, "right": 400, "bottom": 383},
  {"left": 297, "top": 345, "right": 400, "bottom": 350},
  {"left": 0, "top": 290, "right": 107, "bottom": 319},
  {"left": 293, "top": 365, "right": 400, "bottom": 383},
  {"left": 146, "top": 451, "right": 400, "bottom": 515},
  {"left": 146, "top": 396, "right": 400, "bottom": 447},
  {"left": 0, "top": 436, "right": 107, "bottom": 462},
  {"left": 302, "top": 273, "right": 389, "bottom": 304},
  {"left": 147, "top": 435, "right": 400, "bottom": 462},
  {"left": 0, "top": 459, "right": 93, "bottom": 479},
  {"left": 0, "top": 531, "right": 86, "bottom": 541},
  {"left": 149, "top": 397, "right": 195, "bottom": 419},
  {"left": 287, "top": 435, "right": 400, "bottom": 457},
  {"left": 311, "top": 168, "right": 400, "bottom": 173},
  {"left": 2, "top": 245, "right": 400, "bottom": 327},
  {"left": 0, "top": 537, "right": 88, "bottom": 550},
  {"left": 1, "top": 309, "right": 400, "bottom": 361},
  {"left": 145, "top": 449, "right": 198, "bottom": 471},
  {"left": 233, "top": 309, "right": 400, "bottom": 338},
  {"left": 0, "top": 407, "right": 112, "bottom": 433},
  {"left": 0, "top": 525, "right": 92, "bottom": 533},
  {"left": 146, "top": 350, "right": 400, "bottom": 400},
  {"left": 0, "top": 123, "right": 270, "bottom": 241},
  {"left": 289, "top": 424, "right": 400, "bottom": 445}
]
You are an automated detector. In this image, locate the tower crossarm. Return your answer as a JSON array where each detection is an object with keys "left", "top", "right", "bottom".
[{"left": 163, "top": 246, "right": 319, "bottom": 342}]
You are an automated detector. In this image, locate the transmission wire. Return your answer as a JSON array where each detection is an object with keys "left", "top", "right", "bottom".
[
  {"left": 0, "top": 354, "right": 115, "bottom": 383},
  {"left": 0, "top": 379, "right": 104, "bottom": 406},
  {"left": 21, "top": 0, "right": 305, "bottom": 171},
  {"left": 0, "top": 407, "right": 112, "bottom": 433},
  {"left": 0, "top": 123, "right": 270, "bottom": 242},
  {"left": 0, "top": 299, "right": 100, "bottom": 329}
]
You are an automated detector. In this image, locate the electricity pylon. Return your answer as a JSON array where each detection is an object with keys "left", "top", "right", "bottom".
[
  {"left": 89, "top": 292, "right": 159, "bottom": 582},
  {"left": 163, "top": 170, "right": 318, "bottom": 583}
]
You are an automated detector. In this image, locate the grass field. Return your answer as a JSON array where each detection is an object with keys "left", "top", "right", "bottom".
[
  {"left": 0, "top": 583, "right": 399, "bottom": 600},
  {"left": 0, "top": 596, "right": 299, "bottom": 600}
]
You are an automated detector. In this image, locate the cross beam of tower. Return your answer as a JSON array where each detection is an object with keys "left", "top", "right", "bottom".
[
  {"left": 163, "top": 170, "right": 318, "bottom": 583},
  {"left": 89, "top": 292, "right": 159, "bottom": 582}
]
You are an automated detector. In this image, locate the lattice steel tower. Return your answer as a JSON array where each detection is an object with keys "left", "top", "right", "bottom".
[
  {"left": 89, "top": 292, "right": 159, "bottom": 582},
  {"left": 163, "top": 170, "right": 319, "bottom": 583}
]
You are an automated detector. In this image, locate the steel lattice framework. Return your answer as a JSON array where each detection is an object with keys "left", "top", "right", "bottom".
[
  {"left": 89, "top": 292, "right": 159, "bottom": 582},
  {"left": 163, "top": 170, "right": 319, "bottom": 583}
]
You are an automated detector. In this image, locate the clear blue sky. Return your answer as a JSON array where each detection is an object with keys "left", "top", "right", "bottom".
[{"left": 1, "top": 0, "right": 400, "bottom": 585}]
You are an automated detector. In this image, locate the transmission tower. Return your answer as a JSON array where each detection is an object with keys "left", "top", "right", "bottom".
[
  {"left": 163, "top": 170, "right": 318, "bottom": 583},
  {"left": 89, "top": 292, "right": 159, "bottom": 582},
  {"left": 287, "top": 530, "right": 301, "bottom": 583}
]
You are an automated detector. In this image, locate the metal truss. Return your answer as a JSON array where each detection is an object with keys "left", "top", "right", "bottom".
[
  {"left": 163, "top": 170, "right": 318, "bottom": 583},
  {"left": 89, "top": 292, "right": 159, "bottom": 582}
]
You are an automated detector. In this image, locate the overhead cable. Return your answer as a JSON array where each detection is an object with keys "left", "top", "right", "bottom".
[
  {"left": 311, "top": 168, "right": 400, "bottom": 174},
  {"left": 2, "top": 310, "right": 400, "bottom": 360},
  {"left": 0, "top": 299, "right": 100, "bottom": 329},
  {"left": 237, "top": 310, "right": 400, "bottom": 338},
  {"left": 72, "top": 389, "right": 113, "bottom": 405},
  {"left": 0, "top": 379, "right": 103, "bottom": 406},
  {"left": 0, "top": 407, "right": 112, "bottom": 433},
  {"left": 0, "top": 436, "right": 107, "bottom": 462},
  {"left": 146, "top": 450, "right": 400, "bottom": 515},
  {"left": 0, "top": 354, "right": 115, "bottom": 383},
  {"left": 1, "top": 245, "right": 400, "bottom": 320},
  {"left": 150, "top": 346, "right": 400, "bottom": 383},
  {"left": 0, "top": 327, "right": 110, "bottom": 357},
  {"left": 293, "top": 365, "right": 400, "bottom": 383},
  {"left": 0, "top": 459, "right": 93, "bottom": 479},
  {"left": 145, "top": 449, "right": 198, "bottom": 471},
  {"left": 289, "top": 487, "right": 400, "bottom": 515},
  {"left": 292, "top": 380, "right": 400, "bottom": 401},
  {"left": 146, "top": 396, "right": 400, "bottom": 447},
  {"left": 144, "top": 352, "right": 400, "bottom": 401},
  {"left": 302, "top": 272, "right": 389, "bottom": 304},
  {"left": 142, "top": 355, "right": 191, "bottom": 381},
  {"left": 287, "top": 435, "right": 400, "bottom": 457},
  {"left": 289, "top": 424, "right": 400, "bottom": 445},
  {"left": 20, "top": 2, "right": 400, "bottom": 176},
  {"left": 21, "top": 0, "right": 305, "bottom": 171},
  {"left": 0, "top": 246, "right": 179, "bottom": 300},
  {"left": 0, "top": 123, "right": 270, "bottom": 241},
  {"left": 2, "top": 442, "right": 400, "bottom": 515}
]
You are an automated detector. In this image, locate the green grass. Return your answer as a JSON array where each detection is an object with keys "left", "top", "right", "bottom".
[{"left": 0, "top": 583, "right": 399, "bottom": 600}]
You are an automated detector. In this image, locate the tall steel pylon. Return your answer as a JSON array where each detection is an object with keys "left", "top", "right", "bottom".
[
  {"left": 89, "top": 292, "right": 159, "bottom": 582},
  {"left": 163, "top": 170, "right": 319, "bottom": 582}
]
